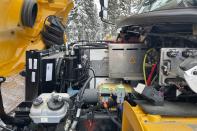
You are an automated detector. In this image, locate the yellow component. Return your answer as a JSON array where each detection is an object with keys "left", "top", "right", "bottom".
[
  {"left": 122, "top": 101, "right": 197, "bottom": 131},
  {"left": 98, "top": 83, "right": 132, "bottom": 105},
  {"left": 0, "top": 0, "right": 73, "bottom": 77},
  {"left": 98, "top": 83, "right": 133, "bottom": 93}
]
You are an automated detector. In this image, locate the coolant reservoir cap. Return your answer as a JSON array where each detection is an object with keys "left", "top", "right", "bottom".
[
  {"left": 47, "top": 95, "right": 64, "bottom": 111},
  {"left": 33, "top": 97, "right": 43, "bottom": 106}
]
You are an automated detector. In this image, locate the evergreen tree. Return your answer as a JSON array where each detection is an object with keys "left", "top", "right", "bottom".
[
  {"left": 66, "top": 0, "right": 100, "bottom": 42},
  {"left": 65, "top": 0, "right": 143, "bottom": 42}
]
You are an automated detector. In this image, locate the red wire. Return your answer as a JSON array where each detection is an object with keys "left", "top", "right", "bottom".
[{"left": 147, "top": 64, "right": 157, "bottom": 86}]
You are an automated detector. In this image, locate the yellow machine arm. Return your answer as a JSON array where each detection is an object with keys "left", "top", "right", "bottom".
[
  {"left": 122, "top": 101, "right": 197, "bottom": 131},
  {"left": 0, "top": 0, "right": 73, "bottom": 77}
]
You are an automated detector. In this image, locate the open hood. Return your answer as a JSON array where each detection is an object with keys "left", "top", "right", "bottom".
[{"left": 117, "top": 8, "right": 197, "bottom": 28}]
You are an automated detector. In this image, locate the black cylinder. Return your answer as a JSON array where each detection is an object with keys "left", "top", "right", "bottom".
[
  {"left": 82, "top": 89, "right": 99, "bottom": 104},
  {"left": 64, "top": 55, "right": 78, "bottom": 82}
]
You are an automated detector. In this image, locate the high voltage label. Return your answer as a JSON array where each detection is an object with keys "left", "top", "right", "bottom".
[{"left": 130, "top": 56, "right": 136, "bottom": 64}]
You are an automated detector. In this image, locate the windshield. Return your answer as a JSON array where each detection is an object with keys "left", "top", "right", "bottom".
[{"left": 138, "top": 0, "right": 197, "bottom": 13}]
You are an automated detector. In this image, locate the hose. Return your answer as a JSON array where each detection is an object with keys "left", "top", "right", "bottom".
[
  {"left": 71, "top": 44, "right": 83, "bottom": 55},
  {"left": 42, "top": 16, "right": 65, "bottom": 47},
  {"left": 69, "top": 77, "right": 92, "bottom": 131},
  {"left": 69, "top": 108, "right": 81, "bottom": 131},
  {"left": 87, "top": 68, "right": 96, "bottom": 89},
  {"left": 78, "top": 77, "right": 93, "bottom": 100},
  {"left": 71, "top": 43, "right": 107, "bottom": 55},
  {"left": 69, "top": 120, "right": 78, "bottom": 131}
]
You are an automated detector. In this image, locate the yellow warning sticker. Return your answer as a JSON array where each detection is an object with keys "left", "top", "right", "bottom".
[{"left": 130, "top": 57, "right": 136, "bottom": 64}]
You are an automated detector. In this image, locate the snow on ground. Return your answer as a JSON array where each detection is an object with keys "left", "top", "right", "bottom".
[{"left": 1, "top": 74, "right": 25, "bottom": 113}]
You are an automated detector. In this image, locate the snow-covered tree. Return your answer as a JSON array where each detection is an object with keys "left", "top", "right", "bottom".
[
  {"left": 66, "top": 0, "right": 101, "bottom": 42},
  {"left": 65, "top": 0, "right": 143, "bottom": 42}
]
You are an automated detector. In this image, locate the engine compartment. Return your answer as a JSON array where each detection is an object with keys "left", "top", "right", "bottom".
[{"left": 1, "top": 15, "right": 197, "bottom": 131}]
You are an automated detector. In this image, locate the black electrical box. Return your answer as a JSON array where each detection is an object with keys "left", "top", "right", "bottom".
[{"left": 25, "top": 50, "right": 64, "bottom": 101}]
